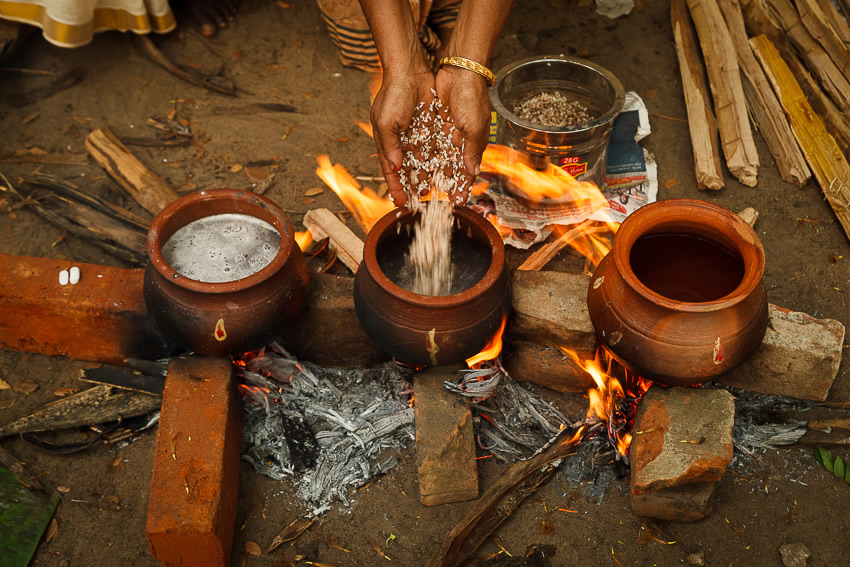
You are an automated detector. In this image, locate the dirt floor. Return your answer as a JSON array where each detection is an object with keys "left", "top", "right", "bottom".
[{"left": 2, "top": 0, "right": 850, "bottom": 565}]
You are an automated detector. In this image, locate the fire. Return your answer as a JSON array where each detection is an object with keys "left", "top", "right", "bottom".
[
  {"left": 354, "top": 119, "right": 373, "bottom": 138},
  {"left": 561, "top": 346, "right": 651, "bottom": 460},
  {"left": 294, "top": 230, "right": 313, "bottom": 252},
  {"left": 465, "top": 315, "right": 508, "bottom": 368},
  {"left": 315, "top": 154, "right": 394, "bottom": 233},
  {"left": 479, "top": 145, "right": 609, "bottom": 207}
]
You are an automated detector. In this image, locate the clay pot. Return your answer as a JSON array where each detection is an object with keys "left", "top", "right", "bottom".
[
  {"left": 587, "top": 199, "right": 768, "bottom": 386},
  {"left": 144, "top": 189, "right": 309, "bottom": 355},
  {"left": 354, "top": 206, "right": 511, "bottom": 366}
]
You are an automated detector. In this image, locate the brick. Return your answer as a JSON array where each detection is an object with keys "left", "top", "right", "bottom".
[
  {"left": 501, "top": 339, "right": 593, "bottom": 393},
  {"left": 0, "top": 253, "right": 173, "bottom": 364},
  {"left": 630, "top": 481, "right": 717, "bottom": 522},
  {"left": 630, "top": 386, "right": 734, "bottom": 522},
  {"left": 278, "top": 273, "right": 385, "bottom": 368},
  {"left": 414, "top": 364, "right": 478, "bottom": 506},
  {"left": 146, "top": 356, "right": 242, "bottom": 567},
  {"left": 718, "top": 304, "right": 845, "bottom": 401}
]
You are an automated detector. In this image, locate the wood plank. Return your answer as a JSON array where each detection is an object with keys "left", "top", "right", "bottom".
[
  {"left": 751, "top": 34, "right": 850, "bottom": 240},
  {"left": 303, "top": 208, "right": 364, "bottom": 273},
  {"left": 84, "top": 127, "right": 179, "bottom": 216},
  {"left": 672, "top": 0, "right": 726, "bottom": 190},
  {"left": 719, "top": 0, "right": 810, "bottom": 186},
  {"left": 763, "top": 0, "right": 850, "bottom": 114},
  {"left": 687, "top": 0, "right": 760, "bottom": 186},
  {"left": 795, "top": 0, "right": 850, "bottom": 77}
]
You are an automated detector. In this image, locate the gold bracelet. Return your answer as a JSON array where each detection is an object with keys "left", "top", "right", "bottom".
[{"left": 438, "top": 56, "right": 496, "bottom": 87}]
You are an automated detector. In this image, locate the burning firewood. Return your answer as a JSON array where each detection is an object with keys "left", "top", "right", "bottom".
[{"left": 302, "top": 208, "right": 364, "bottom": 273}]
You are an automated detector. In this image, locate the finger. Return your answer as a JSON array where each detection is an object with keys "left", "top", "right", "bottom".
[{"left": 372, "top": 118, "right": 405, "bottom": 205}]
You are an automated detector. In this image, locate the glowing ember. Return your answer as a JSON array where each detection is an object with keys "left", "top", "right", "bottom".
[
  {"left": 315, "top": 154, "right": 394, "bottom": 233},
  {"left": 465, "top": 315, "right": 508, "bottom": 368},
  {"left": 561, "top": 346, "right": 651, "bottom": 460}
]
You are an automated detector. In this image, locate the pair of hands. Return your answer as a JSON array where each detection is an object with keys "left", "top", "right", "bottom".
[{"left": 369, "top": 61, "right": 491, "bottom": 207}]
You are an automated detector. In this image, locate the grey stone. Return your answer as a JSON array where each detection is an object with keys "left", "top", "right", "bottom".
[{"left": 780, "top": 543, "right": 811, "bottom": 567}]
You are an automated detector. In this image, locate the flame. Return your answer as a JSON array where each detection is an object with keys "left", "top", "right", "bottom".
[
  {"left": 465, "top": 315, "right": 508, "bottom": 368},
  {"left": 560, "top": 346, "right": 651, "bottom": 459},
  {"left": 294, "top": 230, "right": 313, "bottom": 252},
  {"left": 551, "top": 219, "right": 619, "bottom": 272},
  {"left": 479, "top": 145, "right": 609, "bottom": 207},
  {"left": 315, "top": 154, "right": 394, "bottom": 233},
  {"left": 354, "top": 119, "right": 373, "bottom": 139}
]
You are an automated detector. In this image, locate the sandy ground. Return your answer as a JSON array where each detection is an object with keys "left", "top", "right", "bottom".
[{"left": 2, "top": 0, "right": 850, "bottom": 565}]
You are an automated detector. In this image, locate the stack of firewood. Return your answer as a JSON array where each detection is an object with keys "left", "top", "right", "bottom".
[{"left": 673, "top": 0, "right": 850, "bottom": 240}]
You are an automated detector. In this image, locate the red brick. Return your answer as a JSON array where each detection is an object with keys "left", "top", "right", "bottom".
[
  {"left": 0, "top": 253, "right": 172, "bottom": 364},
  {"left": 146, "top": 356, "right": 242, "bottom": 567},
  {"left": 414, "top": 364, "right": 478, "bottom": 506}
]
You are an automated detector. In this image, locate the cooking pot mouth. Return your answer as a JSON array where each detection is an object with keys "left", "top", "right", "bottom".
[
  {"left": 362, "top": 206, "right": 506, "bottom": 308},
  {"left": 611, "top": 199, "right": 765, "bottom": 312},
  {"left": 147, "top": 189, "right": 295, "bottom": 294}
]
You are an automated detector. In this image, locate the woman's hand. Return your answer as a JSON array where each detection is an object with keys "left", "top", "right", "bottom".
[
  {"left": 435, "top": 65, "right": 491, "bottom": 205},
  {"left": 370, "top": 63, "right": 435, "bottom": 207}
]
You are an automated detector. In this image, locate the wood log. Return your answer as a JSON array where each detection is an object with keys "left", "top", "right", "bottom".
[
  {"left": 762, "top": 0, "right": 850, "bottom": 114},
  {"left": 751, "top": 34, "right": 850, "bottom": 240},
  {"left": 719, "top": 0, "right": 811, "bottom": 186},
  {"left": 686, "top": 0, "right": 760, "bottom": 186},
  {"left": 815, "top": 0, "right": 850, "bottom": 47},
  {"left": 84, "top": 127, "right": 179, "bottom": 216},
  {"left": 795, "top": 0, "right": 850, "bottom": 77},
  {"left": 672, "top": 0, "right": 726, "bottom": 190},
  {"left": 302, "top": 208, "right": 364, "bottom": 273}
]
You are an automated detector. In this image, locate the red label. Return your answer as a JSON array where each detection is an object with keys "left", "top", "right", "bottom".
[{"left": 560, "top": 160, "right": 588, "bottom": 177}]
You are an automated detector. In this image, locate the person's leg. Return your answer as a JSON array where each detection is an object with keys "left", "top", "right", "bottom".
[{"left": 182, "top": 0, "right": 240, "bottom": 37}]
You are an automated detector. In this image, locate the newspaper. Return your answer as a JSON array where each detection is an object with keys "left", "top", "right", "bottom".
[{"left": 471, "top": 91, "right": 657, "bottom": 249}]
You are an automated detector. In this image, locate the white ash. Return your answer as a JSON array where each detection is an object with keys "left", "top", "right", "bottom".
[
  {"left": 237, "top": 343, "right": 415, "bottom": 516},
  {"left": 398, "top": 90, "right": 471, "bottom": 296},
  {"left": 513, "top": 91, "right": 594, "bottom": 128}
]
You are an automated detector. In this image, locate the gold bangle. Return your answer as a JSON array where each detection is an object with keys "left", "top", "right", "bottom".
[{"left": 438, "top": 56, "right": 496, "bottom": 87}]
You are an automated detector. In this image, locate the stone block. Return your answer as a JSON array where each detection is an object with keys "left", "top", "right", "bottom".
[
  {"left": 0, "top": 253, "right": 173, "bottom": 364},
  {"left": 630, "top": 386, "right": 734, "bottom": 522},
  {"left": 414, "top": 364, "right": 478, "bottom": 506},
  {"left": 146, "top": 356, "right": 242, "bottom": 567},
  {"left": 718, "top": 305, "right": 845, "bottom": 401},
  {"left": 501, "top": 339, "right": 594, "bottom": 393},
  {"left": 278, "top": 273, "right": 385, "bottom": 368}
]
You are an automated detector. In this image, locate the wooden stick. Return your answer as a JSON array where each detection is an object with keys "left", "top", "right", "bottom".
[
  {"left": 795, "top": 0, "right": 850, "bottom": 77},
  {"left": 0, "top": 150, "right": 89, "bottom": 166},
  {"left": 133, "top": 35, "right": 237, "bottom": 97},
  {"left": 85, "top": 127, "right": 179, "bottom": 216},
  {"left": 737, "top": 206, "right": 759, "bottom": 226},
  {"left": 686, "top": 0, "right": 760, "bottom": 186},
  {"left": 816, "top": 0, "right": 850, "bottom": 47},
  {"left": 516, "top": 220, "right": 604, "bottom": 272},
  {"left": 762, "top": 0, "right": 850, "bottom": 114},
  {"left": 672, "top": 0, "right": 726, "bottom": 190},
  {"left": 718, "top": 0, "right": 811, "bottom": 187},
  {"left": 751, "top": 34, "right": 850, "bottom": 240},
  {"left": 303, "top": 208, "right": 364, "bottom": 273}
]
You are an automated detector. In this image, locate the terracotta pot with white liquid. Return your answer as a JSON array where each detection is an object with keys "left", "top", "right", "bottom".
[{"left": 144, "top": 189, "right": 309, "bottom": 355}]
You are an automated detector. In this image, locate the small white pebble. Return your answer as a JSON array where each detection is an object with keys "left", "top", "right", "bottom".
[
  {"left": 69, "top": 266, "right": 80, "bottom": 285},
  {"left": 59, "top": 270, "right": 69, "bottom": 286}
]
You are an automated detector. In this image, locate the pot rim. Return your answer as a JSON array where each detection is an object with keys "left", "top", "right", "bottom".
[
  {"left": 361, "top": 205, "right": 505, "bottom": 307},
  {"left": 611, "top": 198, "right": 765, "bottom": 312},
  {"left": 147, "top": 188, "right": 295, "bottom": 294}
]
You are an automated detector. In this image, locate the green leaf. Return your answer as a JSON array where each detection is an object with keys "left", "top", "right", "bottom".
[
  {"left": 845, "top": 466, "right": 850, "bottom": 484},
  {"left": 835, "top": 456, "right": 846, "bottom": 481},
  {"left": 0, "top": 467, "right": 60, "bottom": 567},
  {"left": 816, "top": 447, "right": 834, "bottom": 473}
]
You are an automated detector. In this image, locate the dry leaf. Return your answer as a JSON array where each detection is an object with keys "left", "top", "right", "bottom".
[
  {"left": 295, "top": 41, "right": 304, "bottom": 48},
  {"left": 111, "top": 455, "right": 123, "bottom": 467},
  {"left": 45, "top": 519, "right": 59, "bottom": 543},
  {"left": 57, "top": 486, "right": 71, "bottom": 493},
  {"left": 245, "top": 541, "right": 263, "bottom": 556},
  {"left": 14, "top": 380, "right": 39, "bottom": 394},
  {"left": 0, "top": 397, "right": 15, "bottom": 409},
  {"left": 301, "top": 197, "right": 315, "bottom": 205},
  {"left": 635, "top": 0, "right": 645, "bottom": 10},
  {"left": 230, "top": 164, "right": 244, "bottom": 173},
  {"left": 186, "top": 61, "right": 204, "bottom": 70},
  {"left": 304, "top": 187, "right": 324, "bottom": 197},
  {"left": 664, "top": 178, "right": 678, "bottom": 189},
  {"left": 303, "top": 92, "right": 313, "bottom": 99},
  {"left": 266, "top": 517, "right": 315, "bottom": 553},
  {"left": 0, "top": 378, "right": 10, "bottom": 390},
  {"left": 645, "top": 89, "right": 658, "bottom": 100},
  {"left": 22, "top": 112, "right": 39, "bottom": 124},
  {"left": 73, "top": 115, "right": 92, "bottom": 124},
  {"left": 166, "top": 108, "right": 177, "bottom": 121},
  {"left": 246, "top": 167, "right": 271, "bottom": 182},
  {"left": 178, "top": 118, "right": 190, "bottom": 127},
  {"left": 54, "top": 387, "right": 80, "bottom": 397}
]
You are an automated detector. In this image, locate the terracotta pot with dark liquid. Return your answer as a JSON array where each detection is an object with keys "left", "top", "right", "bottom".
[
  {"left": 587, "top": 199, "right": 768, "bottom": 386},
  {"left": 144, "top": 189, "right": 309, "bottom": 355},
  {"left": 354, "top": 206, "right": 511, "bottom": 366}
]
